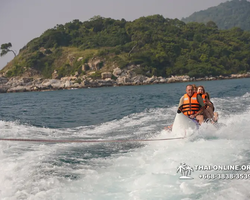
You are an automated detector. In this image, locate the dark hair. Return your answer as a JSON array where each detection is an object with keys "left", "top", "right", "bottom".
[
  {"left": 192, "top": 84, "right": 197, "bottom": 90},
  {"left": 205, "top": 92, "right": 210, "bottom": 100}
]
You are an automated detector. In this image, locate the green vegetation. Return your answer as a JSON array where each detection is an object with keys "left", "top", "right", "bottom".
[
  {"left": 1, "top": 43, "right": 16, "bottom": 57},
  {"left": 5, "top": 64, "right": 24, "bottom": 77},
  {"left": 89, "top": 71, "right": 102, "bottom": 79},
  {"left": 182, "top": 0, "right": 250, "bottom": 31},
  {"left": 2, "top": 13, "right": 250, "bottom": 78}
]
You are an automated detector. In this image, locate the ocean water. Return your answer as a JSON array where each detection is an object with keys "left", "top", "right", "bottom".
[{"left": 0, "top": 78, "right": 250, "bottom": 200}]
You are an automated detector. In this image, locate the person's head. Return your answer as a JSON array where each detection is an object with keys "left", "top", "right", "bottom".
[
  {"left": 192, "top": 84, "right": 197, "bottom": 93},
  {"left": 186, "top": 84, "right": 194, "bottom": 97},
  {"left": 197, "top": 86, "right": 205, "bottom": 94}
]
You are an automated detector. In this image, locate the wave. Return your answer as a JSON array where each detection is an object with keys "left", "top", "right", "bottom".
[{"left": 0, "top": 92, "right": 250, "bottom": 199}]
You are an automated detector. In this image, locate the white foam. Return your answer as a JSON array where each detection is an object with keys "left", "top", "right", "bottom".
[{"left": 0, "top": 93, "right": 250, "bottom": 199}]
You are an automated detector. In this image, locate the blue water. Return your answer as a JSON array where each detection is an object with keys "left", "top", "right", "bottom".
[
  {"left": 0, "top": 78, "right": 250, "bottom": 200},
  {"left": 0, "top": 78, "right": 249, "bottom": 128}
]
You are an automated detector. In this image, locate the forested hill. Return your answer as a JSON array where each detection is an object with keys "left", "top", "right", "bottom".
[
  {"left": 182, "top": 0, "right": 250, "bottom": 30},
  {"left": 2, "top": 14, "right": 250, "bottom": 79}
]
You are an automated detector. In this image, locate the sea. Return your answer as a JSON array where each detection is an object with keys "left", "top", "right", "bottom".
[{"left": 0, "top": 78, "right": 250, "bottom": 200}]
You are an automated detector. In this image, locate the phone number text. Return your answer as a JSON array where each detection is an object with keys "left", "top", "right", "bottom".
[{"left": 199, "top": 173, "right": 250, "bottom": 180}]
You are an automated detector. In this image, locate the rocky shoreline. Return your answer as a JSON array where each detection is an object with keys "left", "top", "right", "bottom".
[{"left": 0, "top": 67, "right": 250, "bottom": 93}]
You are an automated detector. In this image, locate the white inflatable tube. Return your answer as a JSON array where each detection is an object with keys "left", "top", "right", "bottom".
[{"left": 172, "top": 112, "right": 199, "bottom": 136}]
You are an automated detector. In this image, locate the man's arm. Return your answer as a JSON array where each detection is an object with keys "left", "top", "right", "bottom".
[
  {"left": 193, "top": 106, "right": 205, "bottom": 117},
  {"left": 177, "top": 96, "right": 184, "bottom": 113},
  {"left": 189, "top": 95, "right": 205, "bottom": 118}
]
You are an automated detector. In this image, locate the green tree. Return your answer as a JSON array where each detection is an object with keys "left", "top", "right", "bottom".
[
  {"left": 0, "top": 42, "right": 16, "bottom": 57},
  {"left": 3, "top": 14, "right": 250, "bottom": 79}
]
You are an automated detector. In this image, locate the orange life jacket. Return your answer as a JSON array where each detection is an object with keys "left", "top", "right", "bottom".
[
  {"left": 197, "top": 93, "right": 208, "bottom": 110},
  {"left": 182, "top": 93, "right": 201, "bottom": 116},
  {"left": 199, "top": 93, "right": 215, "bottom": 111},
  {"left": 197, "top": 93, "right": 207, "bottom": 103}
]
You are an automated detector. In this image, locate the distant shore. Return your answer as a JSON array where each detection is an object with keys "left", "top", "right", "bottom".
[{"left": 0, "top": 72, "right": 249, "bottom": 93}]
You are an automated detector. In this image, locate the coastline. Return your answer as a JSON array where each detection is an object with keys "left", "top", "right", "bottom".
[{"left": 0, "top": 73, "right": 249, "bottom": 93}]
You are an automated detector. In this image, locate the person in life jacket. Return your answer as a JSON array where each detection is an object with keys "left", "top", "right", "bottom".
[
  {"left": 178, "top": 84, "right": 205, "bottom": 125},
  {"left": 192, "top": 84, "right": 197, "bottom": 93},
  {"left": 197, "top": 86, "right": 207, "bottom": 103},
  {"left": 197, "top": 86, "right": 218, "bottom": 122},
  {"left": 165, "top": 84, "right": 205, "bottom": 130}
]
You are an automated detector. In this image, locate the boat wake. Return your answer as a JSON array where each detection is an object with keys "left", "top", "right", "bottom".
[{"left": 0, "top": 93, "right": 250, "bottom": 199}]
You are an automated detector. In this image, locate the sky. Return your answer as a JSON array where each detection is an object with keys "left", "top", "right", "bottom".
[{"left": 0, "top": 0, "right": 228, "bottom": 70}]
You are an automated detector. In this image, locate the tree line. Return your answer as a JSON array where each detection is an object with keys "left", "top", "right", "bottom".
[
  {"left": 182, "top": 0, "right": 250, "bottom": 31},
  {"left": 2, "top": 14, "right": 250, "bottom": 78}
]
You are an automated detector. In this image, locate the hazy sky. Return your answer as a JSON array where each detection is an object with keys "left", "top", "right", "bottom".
[{"left": 0, "top": 0, "right": 228, "bottom": 70}]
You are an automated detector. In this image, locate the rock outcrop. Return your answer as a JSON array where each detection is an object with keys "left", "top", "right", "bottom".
[{"left": 0, "top": 67, "right": 249, "bottom": 93}]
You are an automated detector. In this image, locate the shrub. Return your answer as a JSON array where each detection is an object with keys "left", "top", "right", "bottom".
[{"left": 89, "top": 71, "right": 101, "bottom": 79}]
